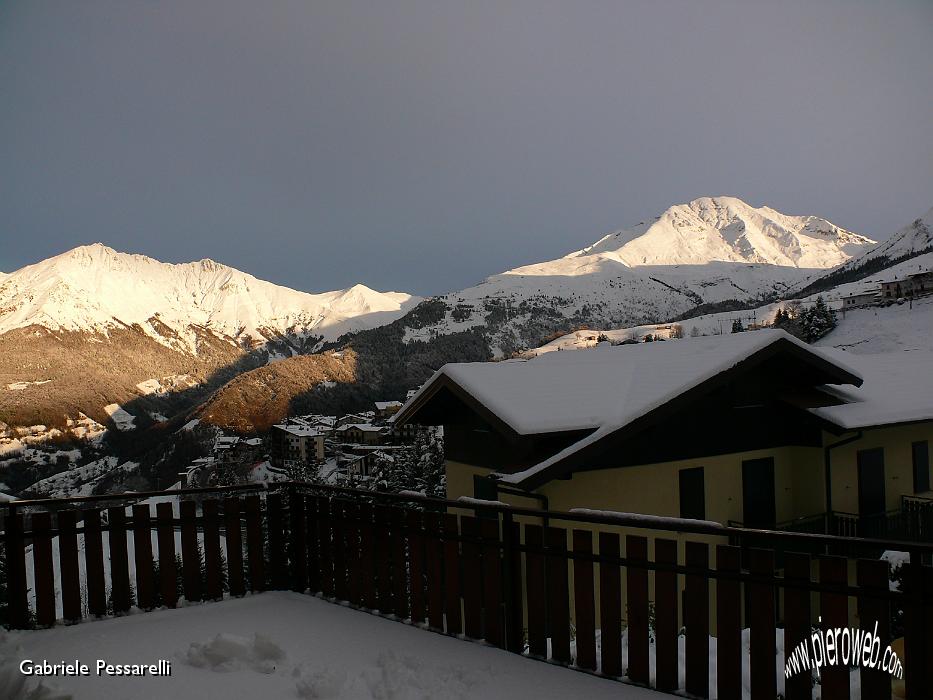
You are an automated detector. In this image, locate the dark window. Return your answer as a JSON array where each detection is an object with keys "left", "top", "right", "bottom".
[
  {"left": 473, "top": 475, "right": 498, "bottom": 519},
  {"left": 913, "top": 441, "right": 930, "bottom": 494},
  {"left": 857, "top": 448, "right": 886, "bottom": 516},
  {"left": 742, "top": 457, "right": 776, "bottom": 529},
  {"left": 679, "top": 467, "right": 706, "bottom": 520}
]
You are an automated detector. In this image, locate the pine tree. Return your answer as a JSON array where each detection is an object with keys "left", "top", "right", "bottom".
[
  {"left": 798, "top": 296, "right": 837, "bottom": 342},
  {"left": 367, "top": 428, "right": 446, "bottom": 497},
  {"left": 731, "top": 318, "right": 744, "bottom": 333}
]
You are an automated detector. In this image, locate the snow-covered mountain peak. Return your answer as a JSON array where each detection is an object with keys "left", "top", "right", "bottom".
[
  {"left": 564, "top": 196, "right": 874, "bottom": 269},
  {"left": 0, "top": 245, "right": 421, "bottom": 350}
]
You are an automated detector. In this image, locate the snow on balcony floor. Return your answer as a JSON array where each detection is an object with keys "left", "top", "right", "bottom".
[{"left": 0, "top": 592, "right": 664, "bottom": 700}]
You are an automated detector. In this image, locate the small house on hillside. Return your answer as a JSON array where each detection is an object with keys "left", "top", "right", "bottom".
[
  {"left": 842, "top": 291, "right": 879, "bottom": 310},
  {"left": 395, "top": 330, "right": 933, "bottom": 539},
  {"left": 881, "top": 279, "right": 907, "bottom": 300},
  {"left": 909, "top": 269, "right": 933, "bottom": 296}
]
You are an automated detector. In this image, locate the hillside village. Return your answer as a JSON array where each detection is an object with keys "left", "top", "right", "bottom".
[{"left": 180, "top": 390, "right": 443, "bottom": 495}]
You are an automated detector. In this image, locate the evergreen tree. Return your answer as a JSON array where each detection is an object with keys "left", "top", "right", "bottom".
[
  {"left": 798, "top": 296, "right": 837, "bottom": 342},
  {"left": 367, "top": 429, "right": 446, "bottom": 497},
  {"left": 731, "top": 318, "right": 744, "bottom": 333}
]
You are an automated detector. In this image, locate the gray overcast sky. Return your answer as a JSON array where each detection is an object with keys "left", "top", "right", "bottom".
[{"left": 1, "top": 1, "right": 931, "bottom": 296}]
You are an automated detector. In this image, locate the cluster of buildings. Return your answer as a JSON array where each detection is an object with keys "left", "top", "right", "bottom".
[
  {"left": 184, "top": 434, "right": 266, "bottom": 487},
  {"left": 269, "top": 396, "right": 424, "bottom": 483},
  {"left": 181, "top": 393, "right": 422, "bottom": 487},
  {"left": 843, "top": 266, "right": 933, "bottom": 309}
]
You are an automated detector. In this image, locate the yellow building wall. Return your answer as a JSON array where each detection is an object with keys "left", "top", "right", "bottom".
[
  {"left": 446, "top": 448, "right": 827, "bottom": 526},
  {"left": 827, "top": 424, "right": 933, "bottom": 514}
]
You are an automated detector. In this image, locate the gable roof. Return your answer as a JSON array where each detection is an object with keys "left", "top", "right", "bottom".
[
  {"left": 397, "top": 329, "right": 864, "bottom": 489},
  {"left": 399, "top": 330, "right": 860, "bottom": 434},
  {"left": 810, "top": 350, "right": 933, "bottom": 430}
]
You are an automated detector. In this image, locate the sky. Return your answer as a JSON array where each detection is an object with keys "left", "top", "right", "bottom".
[{"left": 1, "top": 1, "right": 931, "bottom": 297}]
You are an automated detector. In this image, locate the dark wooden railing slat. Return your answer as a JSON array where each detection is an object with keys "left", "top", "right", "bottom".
[
  {"left": 223, "top": 497, "right": 245, "bottom": 597},
  {"left": 546, "top": 526, "right": 571, "bottom": 664},
  {"left": 266, "top": 493, "right": 288, "bottom": 590},
  {"left": 332, "top": 500, "right": 348, "bottom": 602},
  {"left": 288, "top": 490, "right": 307, "bottom": 593},
  {"left": 524, "top": 523, "right": 547, "bottom": 657},
  {"left": 571, "top": 529, "right": 596, "bottom": 671},
  {"left": 57, "top": 510, "right": 81, "bottom": 623},
  {"left": 305, "top": 496, "right": 320, "bottom": 594},
  {"left": 244, "top": 494, "right": 265, "bottom": 592},
  {"left": 132, "top": 504, "right": 155, "bottom": 610},
  {"left": 180, "top": 499, "right": 202, "bottom": 601},
  {"left": 654, "top": 538, "right": 679, "bottom": 693},
  {"left": 318, "top": 496, "right": 335, "bottom": 597},
  {"left": 107, "top": 507, "right": 132, "bottom": 615},
  {"left": 83, "top": 509, "right": 107, "bottom": 617},
  {"left": 375, "top": 505, "right": 393, "bottom": 612},
  {"left": 31, "top": 511, "right": 55, "bottom": 626},
  {"left": 856, "top": 558, "right": 890, "bottom": 700},
  {"left": 716, "top": 545, "right": 742, "bottom": 700},
  {"left": 819, "top": 556, "right": 850, "bottom": 700},
  {"left": 408, "top": 509, "right": 427, "bottom": 625},
  {"left": 625, "top": 534, "right": 650, "bottom": 685},
  {"left": 460, "top": 515, "right": 483, "bottom": 639},
  {"left": 504, "top": 518, "right": 524, "bottom": 654},
  {"left": 358, "top": 501, "right": 377, "bottom": 609},
  {"left": 5, "top": 513, "right": 29, "bottom": 628},
  {"left": 425, "top": 510, "right": 445, "bottom": 630},
  {"left": 155, "top": 502, "right": 178, "bottom": 608},
  {"left": 442, "top": 512, "right": 463, "bottom": 635},
  {"left": 598, "top": 532, "right": 623, "bottom": 677},
  {"left": 392, "top": 507, "right": 409, "bottom": 619},
  {"left": 784, "top": 552, "right": 813, "bottom": 700},
  {"left": 684, "top": 541, "right": 709, "bottom": 698},
  {"left": 202, "top": 499, "right": 223, "bottom": 600},
  {"left": 480, "top": 517, "right": 504, "bottom": 648},
  {"left": 748, "top": 548, "right": 777, "bottom": 700},
  {"left": 347, "top": 502, "right": 363, "bottom": 606}
]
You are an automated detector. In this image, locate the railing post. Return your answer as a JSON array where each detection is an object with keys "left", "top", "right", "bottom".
[
  {"left": 4, "top": 508, "right": 29, "bottom": 629},
  {"left": 500, "top": 510, "right": 517, "bottom": 651},
  {"left": 903, "top": 550, "right": 933, "bottom": 698}
]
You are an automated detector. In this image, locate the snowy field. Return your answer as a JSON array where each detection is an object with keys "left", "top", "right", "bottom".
[{"left": 0, "top": 592, "right": 662, "bottom": 700}]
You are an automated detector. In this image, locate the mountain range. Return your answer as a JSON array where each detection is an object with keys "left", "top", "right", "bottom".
[
  {"left": 0, "top": 242, "right": 420, "bottom": 352},
  {"left": 3, "top": 195, "right": 925, "bottom": 444}
]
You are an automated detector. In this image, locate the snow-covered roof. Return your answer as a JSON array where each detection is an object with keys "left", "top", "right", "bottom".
[
  {"left": 335, "top": 423, "right": 384, "bottom": 432},
  {"left": 273, "top": 424, "right": 324, "bottom": 437},
  {"left": 810, "top": 350, "right": 933, "bottom": 429},
  {"left": 375, "top": 401, "right": 403, "bottom": 410},
  {"left": 403, "top": 329, "right": 860, "bottom": 438}
]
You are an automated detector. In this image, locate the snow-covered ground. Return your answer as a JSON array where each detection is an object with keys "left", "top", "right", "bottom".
[
  {"left": 26, "top": 457, "right": 138, "bottom": 499},
  {"left": 103, "top": 404, "right": 136, "bottom": 432},
  {"left": 532, "top": 275, "right": 933, "bottom": 357},
  {"left": 814, "top": 294, "right": 933, "bottom": 354},
  {"left": 0, "top": 593, "right": 661, "bottom": 700}
]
